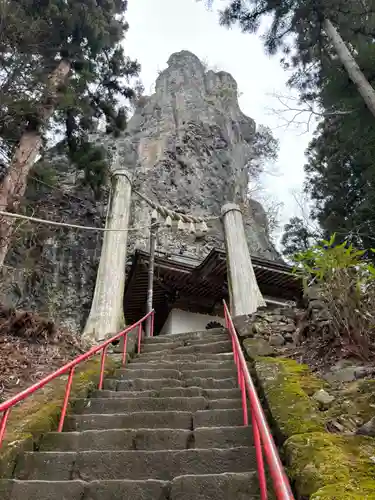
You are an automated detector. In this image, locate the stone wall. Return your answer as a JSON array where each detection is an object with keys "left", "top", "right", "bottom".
[{"left": 237, "top": 305, "right": 375, "bottom": 499}]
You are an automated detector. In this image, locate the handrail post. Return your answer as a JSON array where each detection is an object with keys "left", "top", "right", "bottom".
[
  {"left": 0, "top": 409, "right": 10, "bottom": 448},
  {"left": 98, "top": 346, "right": 108, "bottom": 390},
  {"left": 122, "top": 334, "right": 128, "bottom": 366},
  {"left": 251, "top": 409, "right": 268, "bottom": 500},
  {"left": 240, "top": 371, "right": 248, "bottom": 426},
  {"left": 58, "top": 367, "right": 75, "bottom": 432},
  {"left": 0, "top": 311, "right": 154, "bottom": 455},
  {"left": 137, "top": 323, "right": 142, "bottom": 354},
  {"left": 150, "top": 311, "right": 155, "bottom": 337}
]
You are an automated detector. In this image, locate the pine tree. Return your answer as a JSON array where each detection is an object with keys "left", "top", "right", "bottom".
[{"left": 0, "top": 0, "right": 140, "bottom": 267}]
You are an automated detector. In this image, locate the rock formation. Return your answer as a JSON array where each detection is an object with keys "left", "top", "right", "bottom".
[{"left": 1, "top": 50, "right": 279, "bottom": 333}]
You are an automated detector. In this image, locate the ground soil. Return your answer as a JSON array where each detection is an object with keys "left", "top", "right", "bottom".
[{"left": 0, "top": 305, "right": 83, "bottom": 402}]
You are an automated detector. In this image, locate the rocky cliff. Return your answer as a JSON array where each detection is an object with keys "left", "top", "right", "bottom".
[{"left": 1, "top": 50, "right": 279, "bottom": 333}]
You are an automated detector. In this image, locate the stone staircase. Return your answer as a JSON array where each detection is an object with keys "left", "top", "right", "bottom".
[{"left": 2, "top": 328, "right": 261, "bottom": 499}]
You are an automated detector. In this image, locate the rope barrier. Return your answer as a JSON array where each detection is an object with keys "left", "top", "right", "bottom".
[
  {"left": 0, "top": 211, "right": 159, "bottom": 233},
  {"left": 132, "top": 189, "right": 219, "bottom": 224}
]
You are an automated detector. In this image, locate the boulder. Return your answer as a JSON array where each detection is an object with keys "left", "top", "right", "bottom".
[
  {"left": 269, "top": 334, "right": 285, "bottom": 346},
  {"left": 356, "top": 416, "right": 375, "bottom": 437},
  {"left": 243, "top": 338, "right": 276, "bottom": 358},
  {"left": 312, "top": 389, "right": 335, "bottom": 409}
]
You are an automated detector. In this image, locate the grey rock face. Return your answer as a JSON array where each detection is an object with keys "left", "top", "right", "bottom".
[
  {"left": 116, "top": 50, "right": 278, "bottom": 260},
  {"left": 1, "top": 51, "right": 279, "bottom": 333}
]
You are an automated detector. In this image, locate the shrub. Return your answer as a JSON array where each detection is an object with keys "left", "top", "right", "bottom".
[{"left": 293, "top": 235, "right": 375, "bottom": 359}]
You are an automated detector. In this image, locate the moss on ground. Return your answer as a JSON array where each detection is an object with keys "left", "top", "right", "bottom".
[
  {"left": 255, "top": 356, "right": 325, "bottom": 439},
  {"left": 252, "top": 354, "right": 375, "bottom": 499},
  {"left": 285, "top": 432, "right": 375, "bottom": 498},
  {"left": 324, "top": 379, "right": 375, "bottom": 430},
  {"left": 0, "top": 355, "right": 119, "bottom": 477}
]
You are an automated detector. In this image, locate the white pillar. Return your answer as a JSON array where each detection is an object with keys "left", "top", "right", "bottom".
[
  {"left": 82, "top": 168, "right": 132, "bottom": 344},
  {"left": 221, "top": 203, "right": 266, "bottom": 316}
]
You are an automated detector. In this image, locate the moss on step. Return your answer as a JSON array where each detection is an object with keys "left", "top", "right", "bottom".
[
  {"left": 254, "top": 356, "right": 325, "bottom": 439},
  {"left": 0, "top": 355, "right": 119, "bottom": 477},
  {"left": 284, "top": 432, "right": 375, "bottom": 498}
]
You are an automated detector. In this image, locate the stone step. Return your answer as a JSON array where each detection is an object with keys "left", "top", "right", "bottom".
[
  {"left": 1, "top": 473, "right": 260, "bottom": 500},
  {"left": 194, "top": 409, "right": 244, "bottom": 428},
  {"left": 74, "top": 397, "right": 242, "bottom": 414},
  {"left": 104, "top": 378, "right": 182, "bottom": 392},
  {"left": 143, "top": 333, "right": 227, "bottom": 344},
  {"left": 141, "top": 340, "right": 232, "bottom": 354},
  {"left": 66, "top": 411, "right": 192, "bottom": 431},
  {"left": 209, "top": 399, "right": 242, "bottom": 409},
  {"left": 115, "top": 368, "right": 236, "bottom": 380},
  {"left": 15, "top": 447, "right": 256, "bottom": 481},
  {"left": 144, "top": 337, "right": 230, "bottom": 348},
  {"left": 169, "top": 472, "right": 260, "bottom": 499},
  {"left": 183, "top": 377, "right": 238, "bottom": 390},
  {"left": 40, "top": 428, "right": 192, "bottom": 451},
  {"left": 40, "top": 426, "right": 252, "bottom": 452},
  {"left": 105, "top": 377, "right": 238, "bottom": 392},
  {"left": 75, "top": 397, "right": 209, "bottom": 414},
  {"left": 131, "top": 352, "right": 234, "bottom": 363},
  {"left": 194, "top": 426, "right": 253, "bottom": 448},
  {"left": 151, "top": 328, "right": 226, "bottom": 341},
  {"left": 0, "top": 479, "right": 168, "bottom": 500},
  {"left": 123, "top": 360, "right": 235, "bottom": 371},
  {"left": 92, "top": 387, "right": 241, "bottom": 399}
]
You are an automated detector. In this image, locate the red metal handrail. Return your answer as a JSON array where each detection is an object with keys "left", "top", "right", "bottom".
[
  {"left": 0, "top": 310, "right": 155, "bottom": 448},
  {"left": 223, "top": 301, "right": 294, "bottom": 500}
]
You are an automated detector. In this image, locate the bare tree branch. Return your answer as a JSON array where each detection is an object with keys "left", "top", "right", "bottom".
[{"left": 267, "top": 92, "right": 354, "bottom": 133}]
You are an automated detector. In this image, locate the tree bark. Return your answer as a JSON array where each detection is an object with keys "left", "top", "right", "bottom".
[
  {"left": 221, "top": 203, "right": 266, "bottom": 316},
  {"left": 324, "top": 18, "right": 375, "bottom": 118},
  {"left": 82, "top": 168, "right": 132, "bottom": 344},
  {"left": 0, "top": 58, "right": 71, "bottom": 268}
]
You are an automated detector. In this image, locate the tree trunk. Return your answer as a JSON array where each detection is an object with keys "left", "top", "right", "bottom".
[
  {"left": 221, "top": 203, "right": 266, "bottom": 316},
  {"left": 0, "top": 59, "right": 71, "bottom": 268},
  {"left": 324, "top": 18, "right": 375, "bottom": 118},
  {"left": 82, "top": 168, "right": 132, "bottom": 344}
]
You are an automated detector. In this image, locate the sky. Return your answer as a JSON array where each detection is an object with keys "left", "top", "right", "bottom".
[{"left": 126, "top": 0, "right": 316, "bottom": 243}]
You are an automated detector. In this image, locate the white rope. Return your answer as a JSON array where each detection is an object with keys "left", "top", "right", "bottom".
[
  {"left": 0, "top": 210, "right": 158, "bottom": 233},
  {"left": 132, "top": 189, "right": 219, "bottom": 224}
]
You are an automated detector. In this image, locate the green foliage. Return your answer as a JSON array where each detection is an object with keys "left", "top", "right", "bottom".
[
  {"left": 70, "top": 142, "right": 108, "bottom": 198},
  {"left": 281, "top": 216, "right": 318, "bottom": 261},
  {"left": 209, "top": 0, "right": 375, "bottom": 254},
  {"left": 294, "top": 234, "right": 375, "bottom": 283},
  {"left": 0, "top": 0, "right": 141, "bottom": 196},
  {"left": 294, "top": 235, "right": 375, "bottom": 358},
  {"left": 304, "top": 49, "right": 375, "bottom": 250}
]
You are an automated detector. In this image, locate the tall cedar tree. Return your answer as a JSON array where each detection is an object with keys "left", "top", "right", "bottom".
[
  {"left": 281, "top": 216, "right": 317, "bottom": 260},
  {"left": 0, "top": 0, "right": 140, "bottom": 268},
  {"left": 304, "top": 43, "right": 375, "bottom": 250}
]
